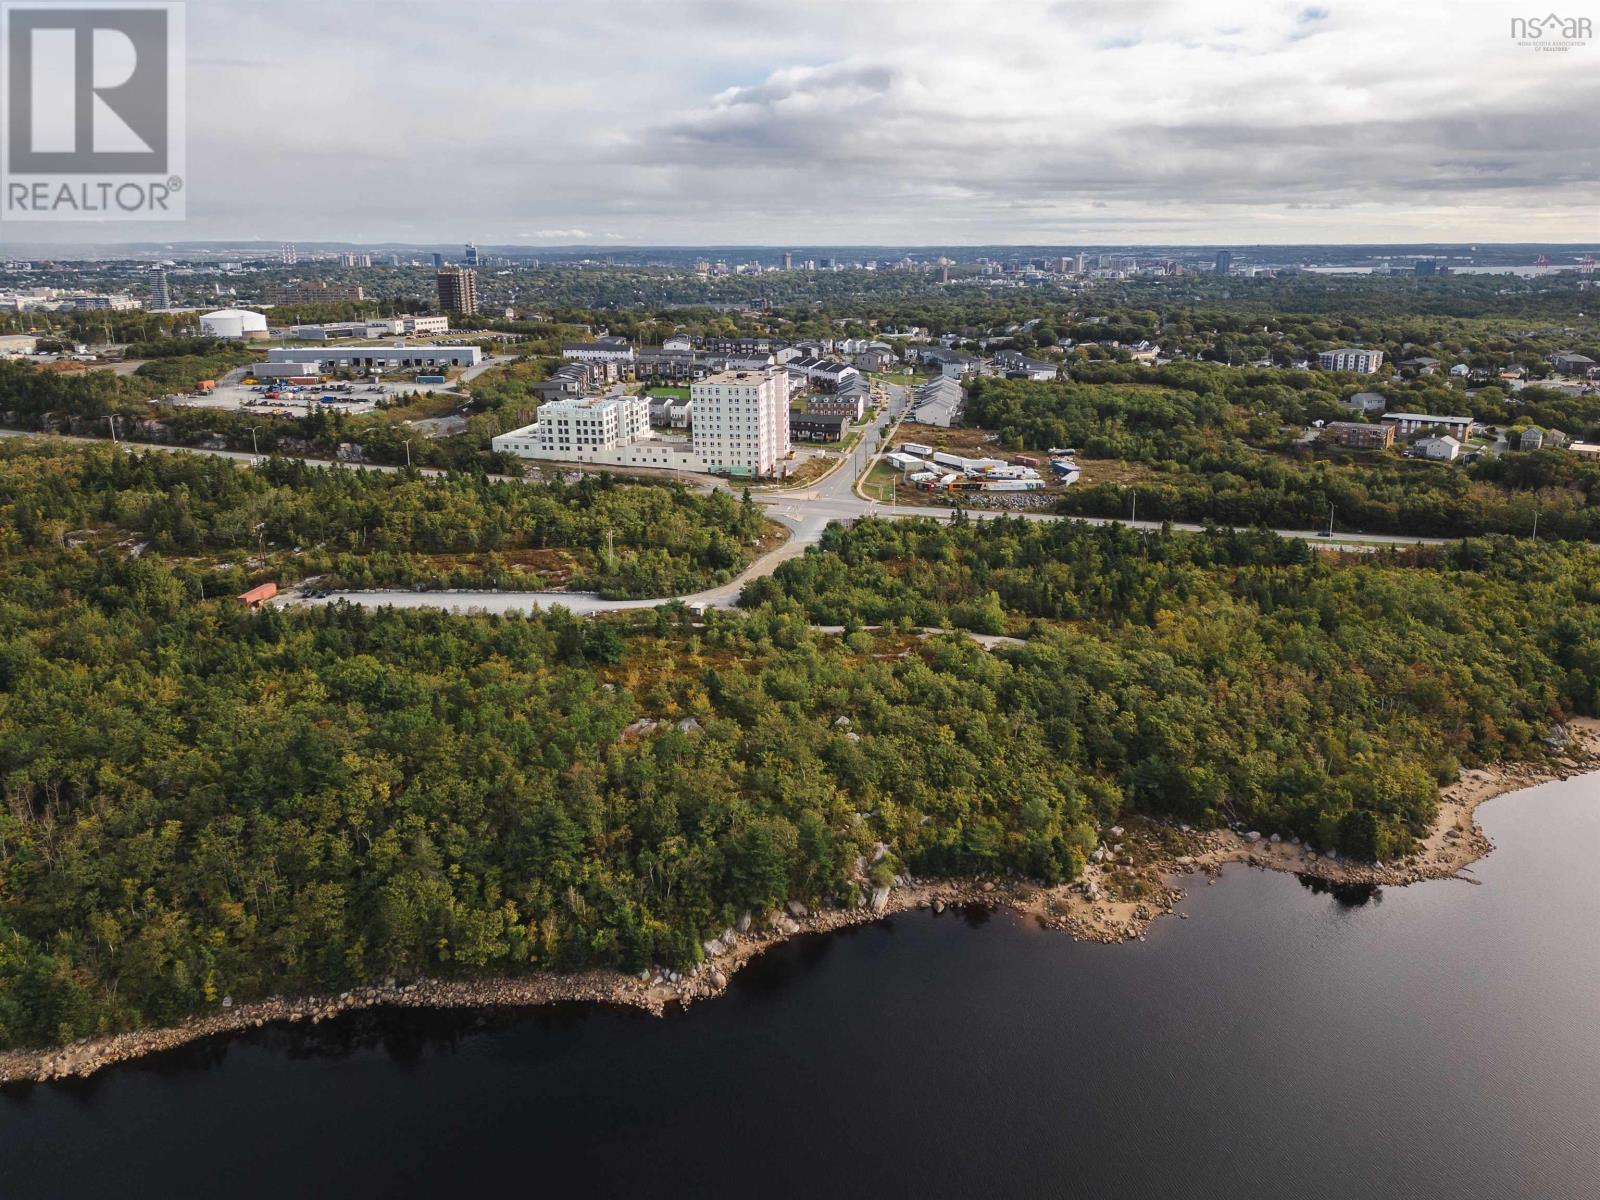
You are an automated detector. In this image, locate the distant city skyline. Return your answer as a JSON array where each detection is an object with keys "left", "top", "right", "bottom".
[{"left": 0, "top": 0, "right": 1594, "bottom": 246}]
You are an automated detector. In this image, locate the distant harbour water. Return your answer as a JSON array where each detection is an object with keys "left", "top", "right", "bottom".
[{"left": 1303, "top": 264, "right": 1581, "bottom": 277}]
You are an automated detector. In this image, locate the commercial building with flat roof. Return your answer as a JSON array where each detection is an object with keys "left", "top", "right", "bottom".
[{"left": 263, "top": 345, "right": 481, "bottom": 371}]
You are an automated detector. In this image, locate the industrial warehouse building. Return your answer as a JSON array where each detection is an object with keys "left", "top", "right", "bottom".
[
  {"left": 262, "top": 345, "right": 482, "bottom": 371},
  {"left": 250, "top": 361, "right": 321, "bottom": 380}
]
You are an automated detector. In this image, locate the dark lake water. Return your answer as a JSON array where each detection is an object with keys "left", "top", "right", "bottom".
[{"left": 6, "top": 775, "right": 1600, "bottom": 1199}]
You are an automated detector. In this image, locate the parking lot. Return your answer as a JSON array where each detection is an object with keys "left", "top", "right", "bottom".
[{"left": 170, "top": 375, "right": 464, "bottom": 416}]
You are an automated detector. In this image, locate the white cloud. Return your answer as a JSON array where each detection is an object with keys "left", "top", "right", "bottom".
[
  {"left": 524, "top": 230, "right": 595, "bottom": 241},
  {"left": 14, "top": 0, "right": 1600, "bottom": 243}
]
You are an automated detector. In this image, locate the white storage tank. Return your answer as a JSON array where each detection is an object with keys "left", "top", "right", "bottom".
[{"left": 200, "top": 308, "right": 269, "bottom": 340}]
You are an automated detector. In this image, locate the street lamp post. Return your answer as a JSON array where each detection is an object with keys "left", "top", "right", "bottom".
[
  {"left": 403, "top": 438, "right": 413, "bottom": 468},
  {"left": 249, "top": 426, "right": 260, "bottom": 456}
]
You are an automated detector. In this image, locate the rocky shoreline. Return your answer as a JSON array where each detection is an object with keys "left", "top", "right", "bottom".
[
  {"left": 5, "top": 726, "right": 1596, "bottom": 1087},
  {"left": 0, "top": 878, "right": 1011, "bottom": 1087}
]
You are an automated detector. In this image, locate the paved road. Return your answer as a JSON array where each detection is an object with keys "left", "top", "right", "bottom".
[
  {"left": 4, "top": 402, "right": 1456, "bottom": 624},
  {"left": 293, "top": 380, "right": 1453, "bottom": 619}
]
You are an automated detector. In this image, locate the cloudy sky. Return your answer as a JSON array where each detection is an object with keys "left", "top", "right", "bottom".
[{"left": 8, "top": 0, "right": 1599, "bottom": 245}]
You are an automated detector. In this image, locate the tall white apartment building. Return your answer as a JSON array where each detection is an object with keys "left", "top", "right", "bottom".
[
  {"left": 691, "top": 367, "right": 791, "bottom": 477},
  {"left": 1316, "top": 347, "right": 1385, "bottom": 374},
  {"left": 525, "top": 394, "right": 650, "bottom": 457}
]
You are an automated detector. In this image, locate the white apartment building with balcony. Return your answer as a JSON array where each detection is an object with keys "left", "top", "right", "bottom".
[
  {"left": 691, "top": 367, "right": 792, "bottom": 477},
  {"left": 528, "top": 393, "right": 649, "bottom": 455},
  {"left": 492, "top": 393, "right": 706, "bottom": 472},
  {"left": 1316, "top": 347, "right": 1385, "bottom": 374}
]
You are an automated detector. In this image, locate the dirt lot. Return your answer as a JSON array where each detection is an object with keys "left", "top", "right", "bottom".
[{"left": 891, "top": 423, "right": 1007, "bottom": 457}]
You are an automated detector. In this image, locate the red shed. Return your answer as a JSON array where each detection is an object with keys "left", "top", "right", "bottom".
[{"left": 236, "top": 582, "right": 278, "bottom": 608}]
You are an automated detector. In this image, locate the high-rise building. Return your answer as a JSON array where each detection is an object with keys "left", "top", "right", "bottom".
[
  {"left": 264, "top": 281, "right": 366, "bottom": 305},
  {"left": 280, "top": 243, "right": 298, "bottom": 265},
  {"left": 432, "top": 252, "right": 445, "bottom": 269},
  {"left": 464, "top": 242, "right": 480, "bottom": 268},
  {"left": 782, "top": 251, "right": 794, "bottom": 270},
  {"left": 436, "top": 265, "right": 479, "bottom": 315},
  {"left": 149, "top": 270, "right": 171, "bottom": 310},
  {"left": 691, "top": 367, "right": 791, "bottom": 478},
  {"left": 1215, "top": 250, "right": 1233, "bottom": 275}
]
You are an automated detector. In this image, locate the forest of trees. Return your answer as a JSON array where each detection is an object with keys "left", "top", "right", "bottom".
[
  {"left": 0, "top": 442, "right": 770, "bottom": 598},
  {"left": 3, "top": 270, "right": 1600, "bottom": 1050},
  {"left": 961, "top": 371, "right": 1600, "bottom": 540},
  {"left": 0, "top": 549, "right": 1109, "bottom": 1048},
  {"left": 4, "top": 443, "right": 1600, "bottom": 1047},
  {"left": 747, "top": 515, "right": 1600, "bottom": 844}
]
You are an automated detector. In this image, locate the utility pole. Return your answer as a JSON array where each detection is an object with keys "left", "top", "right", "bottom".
[
  {"left": 1328, "top": 502, "right": 1335, "bottom": 537},
  {"left": 1532, "top": 508, "right": 1539, "bottom": 541},
  {"left": 1130, "top": 488, "right": 1136, "bottom": 524}
]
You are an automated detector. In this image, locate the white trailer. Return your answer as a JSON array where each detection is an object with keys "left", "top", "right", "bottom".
[{"left": 982, "top": 478, "right": 1047, "bottom": 492}]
